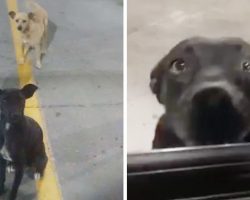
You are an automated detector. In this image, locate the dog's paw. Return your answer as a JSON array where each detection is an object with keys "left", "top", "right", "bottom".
[
  {"left": 35, "top": 62, "right": 42, "bottom": 69},
  {"left": 7, "top": 165, "right": 15, "bottom": 173},
  {"left": 34, "top": 172, "right": 41, "bottom": 180},
  {"left": 18, "top": 57, "right": 25, "bottom": 65}
]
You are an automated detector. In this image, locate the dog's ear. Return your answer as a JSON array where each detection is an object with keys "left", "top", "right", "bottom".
[
  {"left": 28, "top": 12, "right": 34, "bottom": 20},
  {"left": 9, "top": 11, "right": 16, "bottom": 19},
  {"left": 21, "top": 84, "right": 38, "bottom": 99},
  {"left": 150, "top": 57, "right": 169, "bottom": 104}
]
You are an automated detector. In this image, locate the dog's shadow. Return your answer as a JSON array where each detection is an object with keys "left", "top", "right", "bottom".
[
  {"left": 0, "top": 171, "right": 37, "bottom": 200},
  {"left": 40, "top": 19, "right": 57, "bottom": 62},
  {"left": 0, "top": 164, "right": 40, "bottom": 200},
  {"left": 0, "top": 191, "right": 36, "bottom": 200},
  {"left": 47, "top": 19, "right": 57, "bottom": 48}
]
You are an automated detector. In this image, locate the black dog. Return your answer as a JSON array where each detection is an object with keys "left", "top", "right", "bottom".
[
  {"left": 150, "top": 37, "right": 250, "bottom": 148},
  {"left": 0, "top": 84, "right": 47, "bottom": 200}
]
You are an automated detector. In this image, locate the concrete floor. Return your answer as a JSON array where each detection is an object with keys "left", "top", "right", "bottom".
[
  {"left": 0, "top": 0, "right": 123, "bottom": 199},
  {"left": 128, "top": 0, "right": 250, "bottom": 152}
]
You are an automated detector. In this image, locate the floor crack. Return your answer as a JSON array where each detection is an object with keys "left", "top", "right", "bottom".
[{"left": 25, "top": 102, "right": 122, "bottom": 109}]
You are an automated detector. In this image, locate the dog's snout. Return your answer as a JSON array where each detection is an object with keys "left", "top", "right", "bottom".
[
  {"left": 17, "top": 26, "right": 22, "bottom": 31},
  {"left": 192, "top": 87, "right": 231, "bottom": 106},
  {"left": 200, "top": 68, "right": 223, "bottom": 79}
]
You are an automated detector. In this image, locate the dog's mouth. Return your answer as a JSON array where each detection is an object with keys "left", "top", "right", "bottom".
[{"left": 190, "top": 87, "right": 245, "bottom": 144}]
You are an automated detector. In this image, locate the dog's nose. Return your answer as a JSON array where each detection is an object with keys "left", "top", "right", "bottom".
[
  {"left": 17, "top": 26, "right": 22, "bottom": 31},
  {"left": 192, "top": 87, "right": 231, "bottom": 106}
]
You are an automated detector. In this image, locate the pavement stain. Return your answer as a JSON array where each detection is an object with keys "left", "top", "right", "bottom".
[
  {"left": 55, "top": 111, "right": 61, "bottom": 117},
  {"left": 0, "top": 39, "right": 11, "bottom": 44},
  {"left": 0, "top": 54, "right": 13, "bottom": 60},
  {"left": 101, "top": 150, "right": 106, "bottom": 154}
]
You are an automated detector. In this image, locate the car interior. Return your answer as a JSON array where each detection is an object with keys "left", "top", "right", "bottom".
[{"left": 128, "top": 143, "right": 250, "bottom": 199}]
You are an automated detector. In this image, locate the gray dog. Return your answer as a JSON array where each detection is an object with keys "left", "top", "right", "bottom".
[{"left": 150, "top": 37, "right": 250, "bottom": 148}]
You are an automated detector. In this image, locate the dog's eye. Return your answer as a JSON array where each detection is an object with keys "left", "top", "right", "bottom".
[
  {"left": 15, "top": 19, "right": 19, "bottom": 23},
  {"left": 170, "top": 59, "right": 186, "bottom": 74},
  {"left": 241, "top": 61, "right": 250, "bottom": 72},
  {"left": 22, "top": 20, "right": 26, "bottom": 23}
]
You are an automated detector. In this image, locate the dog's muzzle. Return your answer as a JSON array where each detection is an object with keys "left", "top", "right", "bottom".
[
  {"left": 190, "top": 86, "right": 246, "bottom": 144},
  {"left": 17, "top": 26, "right": 22, "bottom": 31},
  {"left": 192, "top": 87, "right": 231, "bottom": 107},
  {"left": 185, "top": 79, "right": 244, "bottom": 108}
]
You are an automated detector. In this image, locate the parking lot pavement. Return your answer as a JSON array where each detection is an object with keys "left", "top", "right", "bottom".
[
  {"left": 128, "top": 0, "right": 250, "bottom": 152},
  {"left": 1, "top": 0, "right": 123, "bottom": 199}
]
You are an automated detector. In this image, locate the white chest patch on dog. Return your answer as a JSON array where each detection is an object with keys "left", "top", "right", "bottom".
[
  {"left": 23, "top": 39, "right": 28, "bottom": 45},
  {"left": 1, "top": 123, "right": 12, "bottom": 161},
  {"left": 0, "top": 145, "right": 12, "bottom": 161},
  {"left": 5, "top": 123, "right": 10, "bottom": 131}
]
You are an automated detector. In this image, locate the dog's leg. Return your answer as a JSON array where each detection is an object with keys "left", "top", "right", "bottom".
[
  {"left": 0, "top": 157, "right": 6, "bottom": 195},
  {"left": 23, "top": 44, "right": 30, "bottom": 61},
  {"left": 7, "top": 162, "right": 15, "bottom": 173},
  {"left": 18, "top": 43, "right": 25, "bottom": 65},
  {"left": 34, "top": 151, "right": 48, "bottom": 179},
  {"left": 34, "top": 45, "right": 42, "bottom": 69},
  {"left": 19, "top": 43, "right": 30, "bottom": 65},
  {"left": 8, "top": 165, "right": 24, "bottom": 200},
  {"left": 153, "top": 114, "right": 184, "bottom": 148}
]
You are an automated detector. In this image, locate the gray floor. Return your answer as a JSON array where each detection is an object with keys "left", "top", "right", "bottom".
[
  {"left": 0, "top": 0, "right": 123, "bottom": 199},
  {"left": 128, "top": 0, "right": 250, "bottom": 152}
]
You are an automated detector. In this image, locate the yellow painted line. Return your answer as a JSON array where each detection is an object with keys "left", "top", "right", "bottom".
[{"left": 6, "top": 0, "right": 63, "bottom": 199}]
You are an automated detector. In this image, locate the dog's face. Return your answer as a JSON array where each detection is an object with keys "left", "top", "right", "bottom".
[
  {"left": 151, "top": 37, "right": 250, "bottom": 145},
  {"left": 9, "top": 11, "right": 34, "bottom": 32},
  {"left": 0, "top": 84, "right": 37, "bottom": 123}
]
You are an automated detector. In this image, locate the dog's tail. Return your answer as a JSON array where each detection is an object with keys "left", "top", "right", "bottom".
[
  {"left": 26, "top": 0, "right": 47, "bottom": 17},
  {"left": 26, "top": 0, "right": 48, "bottom": 27},
  {"left": 26, "top": 0, "right": 41, "bottom": 10}
]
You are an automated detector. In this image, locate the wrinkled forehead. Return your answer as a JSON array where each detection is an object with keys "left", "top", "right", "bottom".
[
  {"left": 170, "top": 38, "right": 250, "bottom": 66},
  {"left": 15, "top": 12, "right": 28, "bottom": 20}
]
